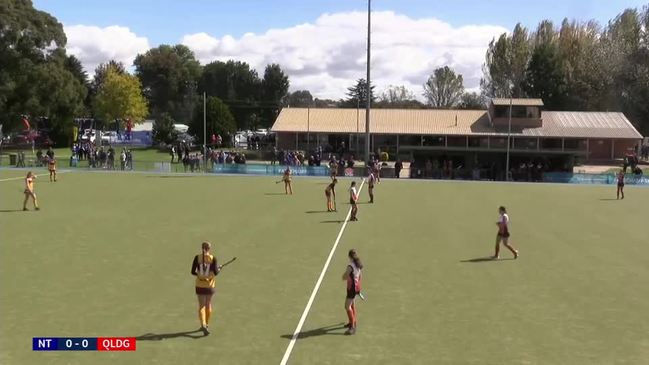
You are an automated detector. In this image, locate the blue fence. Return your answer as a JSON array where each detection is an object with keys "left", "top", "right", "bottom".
[
  {"left": 543, "top": 172, "right": 649, "bottom": 185},
  {"left": 211, "top": 164, "right": 330, "bottom": 177}
]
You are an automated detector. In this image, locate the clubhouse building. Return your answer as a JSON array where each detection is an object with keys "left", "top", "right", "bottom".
[{"left": 271, "top": 98, "right": 643, "bottom": 175}]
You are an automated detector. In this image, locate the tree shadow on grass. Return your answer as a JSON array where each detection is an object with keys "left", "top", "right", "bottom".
[
  {"left": 460, "top": 257, "right": 516, "bottom": 263},
  {"left": 280, "top": 323, "right": 347, "bottom": 340},
  {"left": 136, "top": 329, "right": 205, "bottom": 341}
]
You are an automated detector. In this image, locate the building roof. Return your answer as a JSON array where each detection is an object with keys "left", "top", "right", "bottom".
[
  {"left": 491, "top": 98, "right": 544, "bottom": 106},
  {"left": 271, "top": 108, "right": 643, "bottom": 139}
]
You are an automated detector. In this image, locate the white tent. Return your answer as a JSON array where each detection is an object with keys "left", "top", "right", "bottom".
[{"left": 174, "top": 124, "right": 189, "bottom": 133}]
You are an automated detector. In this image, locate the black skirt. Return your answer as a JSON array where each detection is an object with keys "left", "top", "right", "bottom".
[{"left": 195, "top": 287, "right": 215, "bottom": 295}]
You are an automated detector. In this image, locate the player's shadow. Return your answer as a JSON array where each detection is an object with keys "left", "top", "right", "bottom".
[
  {"left": 320, "top": 220, "right": 344, "bottom": 224},
  {"left": 136, "top": 329, "right": 205, "bottom": 341},
  {"left": 598, "top": 198, "right": 619, "bottom": 201},
  {"left": 264, "top": 192, "right": 287, "bottom": 196},
  {"left": 280, "top": 323, "right": 347, "bottom": 340},
  {"left": 460, "top": 257, "right": 515, "bottom": 263},
  {"left": 0, "top": 209, "right": 24, "bottom": 213},
  {"left": 306, "top": 210, "right": 330, "bottom": 214}
]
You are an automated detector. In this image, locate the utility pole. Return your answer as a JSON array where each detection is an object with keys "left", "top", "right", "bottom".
[
  {"left": 505, "top": 97, "right": 513, "bottom": 181},
  {"left": 364, "top": 0, "right": 372, "bottom": 163}
]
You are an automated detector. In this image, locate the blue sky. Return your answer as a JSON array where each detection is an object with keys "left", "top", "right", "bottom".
[
  {"left": 33, "top": 0, "right": 649, "bottom": 99},
  {"left": 35, "top": 0, "right": 647, "bottom": 46}
]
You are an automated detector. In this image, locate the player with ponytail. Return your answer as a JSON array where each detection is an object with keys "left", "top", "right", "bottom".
[{"left": 342, "top": 249, "right": 363, "bottom": 335}]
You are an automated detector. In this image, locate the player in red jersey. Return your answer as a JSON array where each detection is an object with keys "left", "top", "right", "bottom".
[
  {"left": 342, "top": 249, "right": 363, "bottom": 335},
  {"left": 493, "top": 206, "right": 518, "bottom": 259},
  {"left": 616, "top": 170, "right": 625, "bottom": 200}
]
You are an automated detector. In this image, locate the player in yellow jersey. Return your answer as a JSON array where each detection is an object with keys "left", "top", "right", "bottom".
[
  {"left": 191, "top": 241, "right": 221, "bottom": 335},
  {"left": 23, "top": 171, "right": 40, "bottom": 211},
  {"left": 283, "top": 167, "right": 293, "bottom": 195},
  {"left": 47, "top": 157, "right": 57, "bottom": 182}
]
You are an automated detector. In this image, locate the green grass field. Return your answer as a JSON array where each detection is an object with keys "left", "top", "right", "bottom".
[{"left": 1, "top": 169, "right": 648, "bottom": 365}]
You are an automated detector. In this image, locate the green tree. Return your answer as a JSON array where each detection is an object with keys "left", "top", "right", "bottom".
[
  {"left": 152, "top": 112, "right": 178, "bottom": 145},
  {"left": 423, "top": 66, "right": 465, "bottom": 108},
  {"left": 0, "top": 0, "right": 86, "bottom": 144},
  {"left": 344, "top": 79, "right": 375, "bottom": 108},
  {"left": 458, "top": 92, "right": 486, "bottom": 110},
  {"left": 64, "top": 55, "right": 91, "bottom": 113},
  {"left": 524, "top": 21, "right": 567, "bottom": 109},
  {"left": 283, "top": 90, "right": 314, "bottom": 107},
  {"left": 260, "top": 63, "right": 289, "bottom": 127},
  {"left": 93, "top": 69, "right": 149, "bottom": 124},
  {"left": 90, "top": 60, "right": 126, "bottom": 99},
  {"left": 481, "top": 24, "right": 531, "bottom": 98},
  {"left": 190, "top": 96, "right": 236, "bottom": 142},
  {"left": 134, "top": 44, "right": 201, "bottom": 122},
  {"left": 199, "top": 60, "right": 261, "bottom": 130}
]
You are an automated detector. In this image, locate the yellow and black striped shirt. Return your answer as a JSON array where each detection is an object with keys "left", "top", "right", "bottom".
[{"left": 191, "top": 253, "right": 218, "bottom": 288}]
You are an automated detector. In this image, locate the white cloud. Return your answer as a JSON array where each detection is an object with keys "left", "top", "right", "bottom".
[
  {"left": 64, "top": 25, "right": 150, "bottom": 76},
  {"left": 63, "top": 12, "right": 507, "bottom": 99},
  {"left": 181, "top": 11, "right": 508, "bottom": 100}
]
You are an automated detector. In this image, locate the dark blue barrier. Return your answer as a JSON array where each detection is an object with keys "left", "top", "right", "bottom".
[
  {"left": 543, "top": 172, "right": 649, "bottom": 185},
  {"left": 211, "top": 164, "right": 329, "bottom": 177}
]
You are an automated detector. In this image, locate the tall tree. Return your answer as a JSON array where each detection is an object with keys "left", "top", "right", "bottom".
[
  {"left": 93, "top": 69, "right": 148, "bottom": 124},
  {"left": 64, "top": 55, "right": 91, "bottom": 113},
  {"left": 283, "top": 90, "right": 314, "bottom": 107},
  {"left": 458, "top": 92, "right": 487, "bottom": 110},
  {"left": 524, "top": 21, "right": 567, "bottom": 109},
  {"left": 0, "top": 0, "right": 86, "bottom": 144},
  {"left": 423, "top": 66, "right": 465, "bottom": 108},
  {"left": 90, "top": 60, "right": 126, "bottom": 101},
  {"left": 200, "top": 60, "right": 261, "bottom": 130},
  {"left": 190, "top": 96, "right": 236, "bottom": 140},
  {"left": 134, "top": 44, "right": 201, "bottom": 122},
  {"left": 344, "top": 79, "right": 375, "bottom": 108},
  {"left": 260, "top": 63, "right": 289, "bottom": 127},
  {"left": 481, "top": 24, "right": 531, "bottom": 98},
  {"left": 377, "top": 85, "right": 413, "bottom": 105},
  {"left": 152, "top": 112, "right": 178, "bottom": 145}
]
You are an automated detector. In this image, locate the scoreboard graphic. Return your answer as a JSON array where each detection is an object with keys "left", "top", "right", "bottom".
[{"left": 33, "top": 337, "right": 136, "bottom": 351}]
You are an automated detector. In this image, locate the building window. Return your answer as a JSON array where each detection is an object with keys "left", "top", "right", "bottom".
[
  {"left": 374, "top": 135, "right": 397, "bottom": 147},
  {"left": 447, "top": 136, "right": 466, "bottom": 147},
  {"left": 490, "top": 137, "right": 507, "bottom": 149},
  {"left": 400, "top": 135, "right": 421, "bottom": 146},
  {"left": 564, "top": 139, "right": 587, "bottom": 151},
  {"left": 422, "top": 136, "right": 445, "bottom": 147},
  {"left": 468, "top": 137, "right": 489, "bottom": 148},
  {"left": 514, "top": 138, "right": 538, "bottom": 150},
  {"left": 541, "top": 138, "right": 562, "bottom": 150}
]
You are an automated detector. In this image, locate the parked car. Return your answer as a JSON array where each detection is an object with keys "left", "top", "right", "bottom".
[
  {"left": 80, "top": 129, "right": 97, "bottom": 143},
  {"left": 101, "top": 131, "right": 118, "bottom": 144}
]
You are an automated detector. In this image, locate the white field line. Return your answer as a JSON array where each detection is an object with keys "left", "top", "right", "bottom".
[
  {"left": 0, "top": 170, "right": 70, "bottom": 182},
  {"left": 279, "top": 179, "right": 365, "bottom": 365}
]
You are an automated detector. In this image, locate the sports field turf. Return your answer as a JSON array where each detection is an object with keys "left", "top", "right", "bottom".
[{"left": 1, "top": 169, "right": 648, "bottom": 364}]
